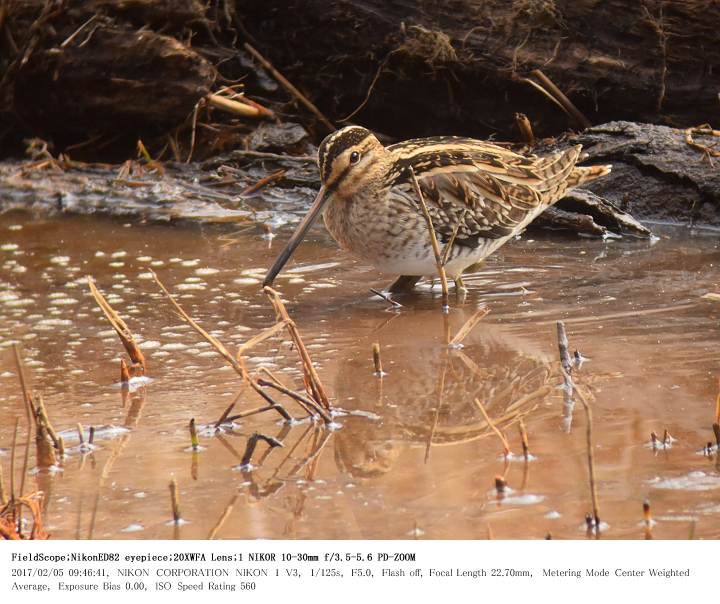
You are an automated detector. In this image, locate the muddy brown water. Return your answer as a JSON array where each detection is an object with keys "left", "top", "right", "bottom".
[{"left": 1, "top": 211, "right": 719, "bottom": 540}]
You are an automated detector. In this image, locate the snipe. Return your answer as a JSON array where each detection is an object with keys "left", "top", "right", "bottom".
[{"left": 263, "top": 126, "right": 611, "bottom": 291}]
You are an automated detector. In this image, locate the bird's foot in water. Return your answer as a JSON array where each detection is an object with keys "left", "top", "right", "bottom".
[
  {"left": 387, "top": 275, "right": 422, "bottom": 293},
  {"left": 453, "top": 275, "right": 468, "bottom": 293}
]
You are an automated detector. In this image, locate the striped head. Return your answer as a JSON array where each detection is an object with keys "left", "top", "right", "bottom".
[
  {"left": 317, "top": 126, "right": 388, "bottom": 197},
  {"left": 264, "top": 126, "right": 386, "bottom": 287}
]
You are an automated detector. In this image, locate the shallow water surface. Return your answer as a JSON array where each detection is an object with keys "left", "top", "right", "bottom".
[{"left": 1, "top": 212, "right": 719, "bottom": 539}]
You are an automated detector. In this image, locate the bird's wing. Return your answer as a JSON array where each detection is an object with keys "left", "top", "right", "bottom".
[{"left": 386, "top": 139, "right": 582, "bottom": 245}]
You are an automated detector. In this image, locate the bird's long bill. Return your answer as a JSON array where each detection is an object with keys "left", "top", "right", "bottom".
[{"left": 263, "top": 186, "right": 330, "bottom": 287}]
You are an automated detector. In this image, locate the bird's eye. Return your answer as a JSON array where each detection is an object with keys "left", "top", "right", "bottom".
[{"left": 349, "top": 151, "right": 361, "bottom": 164}]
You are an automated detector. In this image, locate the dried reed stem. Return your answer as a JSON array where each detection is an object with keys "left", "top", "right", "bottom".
[
  {"left": 449, "top": 307, "right": 490, "bottom": 347},
  {"left": 207, "top": 493, "right": 240, "bottom": 540},
  {"left": 35, "top": 396, "right": 60, "bottom": 450},
  {"left": 88, "top": 277, "right": 146, "bottom": 372},
  {"left": 474, "top": 398, "right": 511, "bottom": 457},
  {"left": 189, "top": 419, "right": 199, "bottom": 451},
  {"left": 237, "top": 320, "right": 288, "bottom": 356},
  {"left": 9, "top": 417, "right": 19, "bottom": 502},
  {"left": 207, "top": 93, "right": 273, "bottom": 119},
  {"left": 573, "top": 384, "right": 601, "bottom": 532},
  {"left": 263, "top": 286, "right": 332, "bottom": 410},
  {"left": 12, "top": 344, "right": 35, "bottom": 425},
  {"left": 372, "top": 342, "right": 384, "bottom": 376},
  {"left": 169, "top": 476, "right": 181, "bottom": 524},
  {"left": 120, "top": 358, "right": 130, "bottom": 383},
  {"left": 240, "top": 433, "right": 284, "bottom": 467},
  {"left": 0, "top": 464, "right": 6, "bottom": 507},
  {"left": 530, "top": 69, "right": 591, "bottom": 129},
  {"left": 214, "top": 391, "right": 243, "bottom": 429},
  {"left": 519, "top": 418, "right": 530, "bottom": 460},
  {"left": 515, "top": 112, "right": 535, "bottom": 144},
  {"left": 242, "top": 169, "right": 286, "bottom": 196},
  {"left": 152, "top": 271, "right": 248, "bottom": 378},
  {"left": 408, "top": 165, "right": 449, "bottom": 312},
  {"left": 643, "top": 499, "right": 653, "bottom": 539},
  {"left": 369, "top": 288, "right": 403, "bottom": 308},
  {"left": 256, "top": 378, "right": 332, "bottom": 423},
  {"left": 243, "top": 42, "right": 335, "bottom": 132}
]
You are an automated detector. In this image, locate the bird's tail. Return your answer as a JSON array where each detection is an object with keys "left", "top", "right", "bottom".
[{"left": 565, "top": 163, "right": 612, "bottom": 189}]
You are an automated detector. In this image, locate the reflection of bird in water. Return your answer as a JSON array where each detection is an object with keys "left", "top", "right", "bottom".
[{"left": 332, "top": 316, "right": 555, "bottom": 478}]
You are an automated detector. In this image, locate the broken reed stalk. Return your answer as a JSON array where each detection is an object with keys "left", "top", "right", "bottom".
[
  {"left": 685, "top": 126, "right": 720, "bottom": 160},
  {"left": 240, "top": 433, "right": 284, "bottom": 467},
  {"left": 13, "top": 345, "right": 35, "bottom": 496},
  {"left": 714, "top": 380, "right": 720, "bottom": 447},
  {"left": 251, "top": 389, "right": 293, "bottom": 421},
  {"left": 77, "top": 423, "right": 85, "bottom": 446},
  {"left": 0, "top": 464, "right": 6, "bottom": 507},
  {"left": 120, "top": 358, "right": 130, "bottom": 383},
  {"left": 214, "top": 390, "right": 243, "bottom": 429},
  {"left": 369, "top": 288, "right": 403, "bottom": 308},
  {"left": 530, "top": 69, "right": 591, "bottom": 129},
  {"left": 474, "top": 399, "right": 511, "bottom": 457},
  {"left": 169, "top": 477, "right": 181, "bottom": 524},
  {"left": 226, "top": 404, "right": 286, "bottom": 422},
  {"left": 449, "top": 307, "right": 490, "bottom": 347},
  {"left": 519, "top": 418, "right": 530, "bottom": 460},
  {"left": 556, "top": 321, "right": 573, "bottom": 374},
  {"left": 241, "top": 169, "right": 286, "bottom": 196},
  {"left": 243, "top": 42, "right": 335, "bottom": 132},
  {"left": 12, "top": 345, "right": 35, "bottom": 427},
  {"left": 574, "top": 384, "right": 601, "bottom": 532},
  {"left": 263, "top": 286, "right": 332, "bottom": 411},
  {"left": 236, "top": 320, "right": 288, "bottom": 357},
  {"left": 515, "top": 112, "right": 535, "bottom": 144},
  {"left": 34, "top": 396, "right": 60, "bottom": 450},
  {"left": 408, "top": 165, "right": 449, "bottom": 312},
  {"left": 9, "top": 417, "right": 19, "bottom": 503},
  {"left": 643, "top": 500, "right": 653, "bottom": 539},
  {"left": 151, "top": 271, "right": 246, "bottom": 377},
  {"left": 372, "top": 343, "right": 384, "bottom": 377},
  {"left": 256, "top": 378, "right": 332, "bottom": 423},
  {"left": 207, "top": 93, "right": 274, "bottom": 119},
  {"left": 87, "top": 277, "right": 146, "bottom": 373},
  {"left": 207, "top": 493, "right": 240, "bottom": 540},
  {"left": 153, "top": 272, "right": 329, "bottom": 423},
  {"left": 189, "top": 419, "right": 199, "bottom": 451}
]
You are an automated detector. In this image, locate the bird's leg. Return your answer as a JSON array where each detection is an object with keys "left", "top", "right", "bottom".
[
  {"left": 387, "top": 275, "right": 422, "bottom": 293},
  {"left": 454, "top": 275, "right": 468, "bottom": 292}
]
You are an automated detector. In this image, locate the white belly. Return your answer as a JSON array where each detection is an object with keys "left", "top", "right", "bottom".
[{"left": 363, "top": 237, "right": 509, "bottom": 278}]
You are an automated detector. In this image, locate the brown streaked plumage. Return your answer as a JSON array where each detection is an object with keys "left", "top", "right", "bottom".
[{"left": 263, "top": 126, "right": 611, "bottom": 290}]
